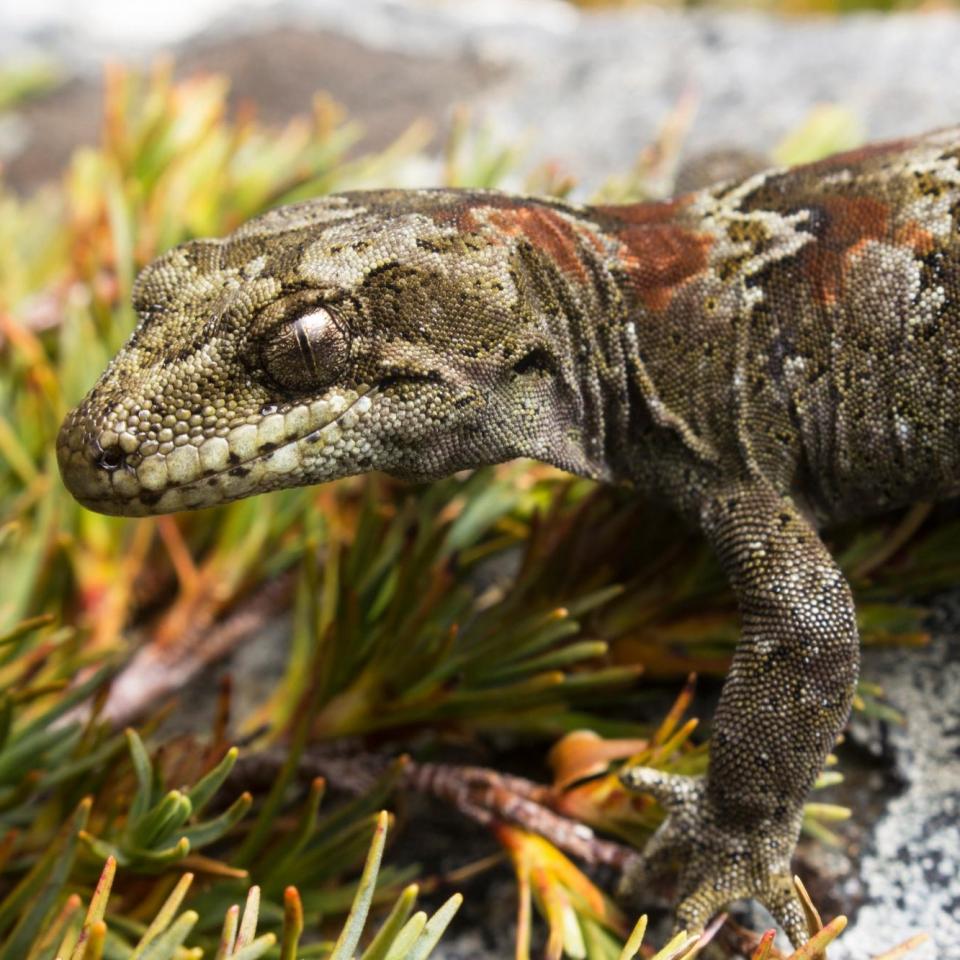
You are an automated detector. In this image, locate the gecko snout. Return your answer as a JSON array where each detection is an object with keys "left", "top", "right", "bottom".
[{"left": 56, "top": 411, "right": 128, "bottom": 507}]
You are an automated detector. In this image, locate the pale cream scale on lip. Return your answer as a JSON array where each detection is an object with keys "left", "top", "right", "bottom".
[{"left": 59, "top": 386, "right": 375, "bottom": 513}]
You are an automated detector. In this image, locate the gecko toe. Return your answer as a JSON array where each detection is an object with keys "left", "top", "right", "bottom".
[
  {"left": 763, "top": 882, "right": 811, "bottom": 948},
  {"left": 619, "top": 763, "right": 809, "bottom": 948},
  {"left": 618, "top": 766, "right": 703, "bottom": 813}
]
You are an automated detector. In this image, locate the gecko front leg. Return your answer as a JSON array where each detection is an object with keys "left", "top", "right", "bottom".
[{"left": 620, "top": 481, "right": 860, "bottom": 945}]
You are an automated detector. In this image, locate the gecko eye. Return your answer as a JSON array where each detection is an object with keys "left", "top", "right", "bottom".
[{"left": 262, "top": 307, "right": 349, "bottom": 392}]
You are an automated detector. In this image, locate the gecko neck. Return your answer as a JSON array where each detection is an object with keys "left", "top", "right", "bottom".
[{"left": 522, "top": 195, "right": 714, "bottom": 491}]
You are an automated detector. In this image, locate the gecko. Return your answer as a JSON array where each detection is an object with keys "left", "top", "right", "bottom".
[{"left": 57, "top": 127, "right": 960, "bottom": 945}]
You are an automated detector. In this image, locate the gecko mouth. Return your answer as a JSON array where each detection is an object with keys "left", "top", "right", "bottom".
[{"left": 57, "top": 387, "right": 377, "bottom": 517}]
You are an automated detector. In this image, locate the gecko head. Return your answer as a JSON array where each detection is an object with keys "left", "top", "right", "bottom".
[{"left": 58, "top": 189, "right": 605, "bottom": 515}]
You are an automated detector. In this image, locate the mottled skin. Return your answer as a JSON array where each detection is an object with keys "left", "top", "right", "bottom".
[{"left": 58, "top": 128, "right": 960, "bottom": 944}]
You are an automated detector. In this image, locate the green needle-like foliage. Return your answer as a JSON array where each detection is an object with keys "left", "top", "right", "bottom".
[
  {"left": 257, "top": 471, "right": 641, "bottom": 743},
  {"left": 18, "top": 812, "right": 459, "bottom": 960},
  {"left": 78, "top": 732, "right": 251, "bottom": 869}
]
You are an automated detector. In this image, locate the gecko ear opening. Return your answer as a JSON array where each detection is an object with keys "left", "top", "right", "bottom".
[{"left": 512, "top": 346, "right": 558, "bottom": 377}]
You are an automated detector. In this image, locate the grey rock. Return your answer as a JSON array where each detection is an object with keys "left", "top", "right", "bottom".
[
  {"left": 839, "top": 623, "right": 960, "bottom": 960},
  {"left": 293, "top": 0, "right": 960, "bottom": 195}
]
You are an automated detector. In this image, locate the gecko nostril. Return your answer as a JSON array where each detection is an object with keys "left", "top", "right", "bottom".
[{"left": 95, "top": 444, "right": 125, "bottom": 472}]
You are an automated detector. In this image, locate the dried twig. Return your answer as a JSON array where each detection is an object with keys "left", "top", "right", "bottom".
[{"left": 232, "top": 746, "right": 640, "bottom": 873}]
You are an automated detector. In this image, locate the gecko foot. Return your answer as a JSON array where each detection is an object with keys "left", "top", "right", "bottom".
[{"left": 617, "top": 766, "right": 808, "bottom": 947}]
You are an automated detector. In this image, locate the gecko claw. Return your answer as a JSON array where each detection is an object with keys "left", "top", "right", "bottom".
[{"left": 618, "top": 764, "right": 808, "bottom": 948}]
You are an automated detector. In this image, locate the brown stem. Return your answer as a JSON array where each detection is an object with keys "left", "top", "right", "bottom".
[{"left": 232, "top": 746, "right": 640, "bottom": 873}]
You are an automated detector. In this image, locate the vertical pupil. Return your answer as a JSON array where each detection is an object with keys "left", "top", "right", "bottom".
[{"left": 293, "top": 318, "right": 320, "bottom": 377}]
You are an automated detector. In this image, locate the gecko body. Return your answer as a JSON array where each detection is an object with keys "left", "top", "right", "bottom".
[{"left": 58, "top": 128, "right": 960, "bottom": 943}]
